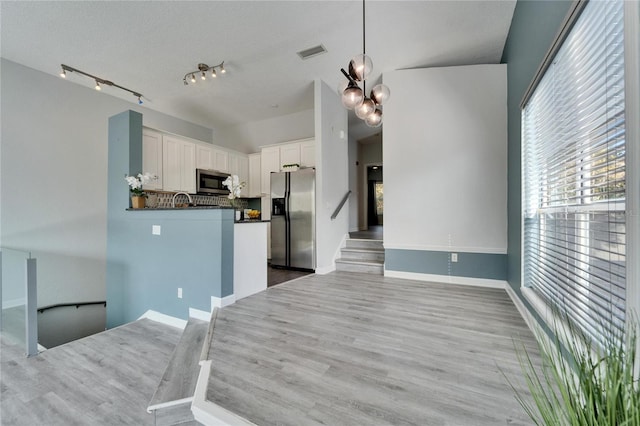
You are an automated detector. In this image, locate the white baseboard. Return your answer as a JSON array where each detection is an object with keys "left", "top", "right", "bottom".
[
  {"left": 138, "top": 310, "right": 187, "bottom": 330},
  {"left": 211, "top": 294, "right": 235, "bottom": 309},
  {"left": 504, "top": 285, "right": 540, "bottom": 336},
  {"left": 2, "top": 298, "right": 25, "bottom": 309},
  {"left": 383, "top": 270, "right": 507, "bottom": 289},
  {"left": 189, "top": 307, "right": 212, "bottom": 322},
  {"left": 192, "top": 360, "right": 256, "bottom": 426},
  {"left": 315, "top": 265, "right": 336, "bottom": 275}
]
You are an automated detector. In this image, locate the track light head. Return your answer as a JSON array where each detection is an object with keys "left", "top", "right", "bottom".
[
  {"left": 211, "top": 68, "right": 217, "bottom": 78},
  {"left": 60, "top": 68, "right": 66, "bottom": 78},
  {"left": 220, "top": 62, "right": 226, "bottom": 74},
  {"left": 190, "top": 74, "right": 196, "bottom": 83},
  {"left": 137, "top": 95, "right": 143, "bottom": 105},
  {"left": 95, "top": 80, "right": 101, "bottom": 91},
  {"left": 201, "top": 71, "right": 206, "bottom": 80}
]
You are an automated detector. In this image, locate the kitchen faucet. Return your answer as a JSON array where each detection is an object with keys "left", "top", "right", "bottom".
[{"left": 171, "top": 192, "right": 193, "bottom": 208}]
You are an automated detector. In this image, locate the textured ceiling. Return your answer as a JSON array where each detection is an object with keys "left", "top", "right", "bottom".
[{"left": 0, "top": 1, "right": 516, "bottom": 141}]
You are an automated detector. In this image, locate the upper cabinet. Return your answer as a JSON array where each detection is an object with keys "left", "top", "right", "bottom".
[
  {"left": 196, "top": 144, "right": 214, "bottom": 170},
  {"left": 213, "top": 148, "right": 229, "bottom": 173},
  {"left": 261, "top": 146, "right": 280, "bottom": 195},
  {"left": 143, "top": 127, "right": 250, "bottom": 195},
  {"left": 228, "top": 153, "right": 249, "bottom": 196},
  {"left": 142, "top": 129, "right": 163, "bottom": 190},
  {"left": 279, "top": 143, "right": 300, "bottom": 168},
  {"left": 163, "top": 135, "right": 196, "bottom": 193},
  {"left": 248, "top": 153, "right": 261, "bottom": 198},
  {"left": 299, "top": 139, "right": 315, "bottom": 168}
]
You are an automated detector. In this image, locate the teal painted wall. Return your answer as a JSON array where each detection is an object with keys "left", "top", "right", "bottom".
[
  {"left": 501, "top": 1, "right": 572, "bottom": 300},
  {"left": 106, "top": 111, "right": 234, "bottom": 328},
  {"left": 386, "top": 249, "right": 507, "bottom": 281}
]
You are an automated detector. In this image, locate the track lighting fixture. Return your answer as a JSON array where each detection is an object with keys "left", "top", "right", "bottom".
[
  {"left": 338, "top": 0, "right": 390, "bottom": 127},
  {"left": 183, "top": 61, "right": 226, "bottom": 85},
  {"left": 59, "top": 64, "right": 145, "bottom": 105}
]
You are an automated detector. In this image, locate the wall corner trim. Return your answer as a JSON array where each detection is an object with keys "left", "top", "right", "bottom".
[{"left": 211, "top": 294, "right": 235, "bottom": 309}]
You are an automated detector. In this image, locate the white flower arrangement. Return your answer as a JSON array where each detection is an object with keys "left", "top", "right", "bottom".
[
  {"left": 125, "top": 172, "right": 156, "bottom": 197},
  {"left": 222, "top": 175, "right": 246, "bottom": 206}
]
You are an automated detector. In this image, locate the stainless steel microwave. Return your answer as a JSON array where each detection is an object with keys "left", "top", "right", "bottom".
[{"left": 196, "top": 169, "right": 230, "bottom": 195}]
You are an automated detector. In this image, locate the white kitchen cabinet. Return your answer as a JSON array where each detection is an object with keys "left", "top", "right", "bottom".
[
  {"left": 228, "top": 153, "right": 249, "bottom": 197},
  {"left": 182, "top": 142, "right": 196, "bottom": 193},
  {"left": 196, "top": 144, "right": 214, "bottom": 170},
  {"left": 261, "top": 146, "right": 280, "bottom": 195},
  {"left": 163, "top": 136, "right": 196, "bottom": 193},
  {"left": 248, "top": 153, "right": 261, "bottom": 197},
  {"left": 300, "top": 139, "right": 315, "bottom": 168},
  {"left": 142, "top": 129, "right": 163, "bottom": 190},
  {"left": 237, "top": 156, "right": 249, "bottom": 196},
  {"left": 279, "top": 143, "right": 300, "bottom": 169},
  {"left": 212, "top": 148, "right": 229, "bottom": 173}
]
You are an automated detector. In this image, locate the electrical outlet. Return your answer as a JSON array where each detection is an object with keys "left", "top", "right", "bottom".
[
  {"left": 451, "top": 253, "right": 458, "bottom": 262},
  {"left": 177, "top": 287, "right": 182, "bottom": 298},
  {"left": 152, "top": 225, "right": 161, "bottom": 235}
]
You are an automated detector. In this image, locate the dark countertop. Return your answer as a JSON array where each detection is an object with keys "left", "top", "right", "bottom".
[
  {"left": 235, "top": 219, "right": 270, "bottom": 224},
  {"left": 126, "top": 206, "right": 234, "bottom": 211}
]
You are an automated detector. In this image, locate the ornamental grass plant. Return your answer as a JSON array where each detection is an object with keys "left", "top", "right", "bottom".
[{"left": 509, "top": 314, "right": 640, "bottom": 426}]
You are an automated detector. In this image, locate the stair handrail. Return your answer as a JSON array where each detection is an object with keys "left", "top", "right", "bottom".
[
  {"left": 331, "top": 190, "right": 352, "bottom": 220},
  {"left": 37, "top": 300, "right": 106, "bottom": 314}
]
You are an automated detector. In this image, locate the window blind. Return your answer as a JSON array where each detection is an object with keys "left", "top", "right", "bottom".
[{"left": 522, "top": 0, "right": 626, "bottom": 345}]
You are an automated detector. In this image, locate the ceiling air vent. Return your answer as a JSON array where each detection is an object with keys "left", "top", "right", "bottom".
[{"left": 297, "top": 44, "right": 327, "bottom": 60}]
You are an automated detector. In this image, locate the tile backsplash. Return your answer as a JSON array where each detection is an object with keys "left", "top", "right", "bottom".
[{"left": 146, "top": 191, "right": 248, "bottom": 209}]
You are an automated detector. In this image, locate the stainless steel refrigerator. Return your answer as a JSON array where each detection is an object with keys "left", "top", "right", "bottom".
[{"left": 270, "top": 169, "right": 315, "bottom": 271}]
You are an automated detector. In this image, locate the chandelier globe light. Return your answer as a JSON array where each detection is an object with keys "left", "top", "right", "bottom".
[
  {"left": 342, "top": 81, "right": 364, "bottom": 110},
  {"left": 339, "top": 0, "right": 390, "bottom": 126}
]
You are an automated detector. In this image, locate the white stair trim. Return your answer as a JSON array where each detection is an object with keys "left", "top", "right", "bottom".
[{"left": 191, "top": 360, "right": 257, "bottom": 426}]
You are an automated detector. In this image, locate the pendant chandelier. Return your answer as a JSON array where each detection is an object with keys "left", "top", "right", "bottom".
[{"left": 339, "top": 0, "right": 390, "bottom": 127}]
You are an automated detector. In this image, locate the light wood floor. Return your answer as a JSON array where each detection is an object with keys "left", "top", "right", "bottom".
[
  {"left": 206, "top": 272, "right": 538, "bottom": 425},
  {"left": 0, "top": 319, "right": 181, "bottom": 425}
]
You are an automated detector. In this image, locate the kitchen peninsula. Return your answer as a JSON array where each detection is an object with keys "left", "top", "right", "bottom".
[{"left": 106, "top": 110, "right": 267, "bottom": 328}]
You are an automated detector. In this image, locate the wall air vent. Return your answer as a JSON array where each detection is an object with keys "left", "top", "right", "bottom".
[{"left": 297, "top": 44, "right": 327, "bottom": 60}]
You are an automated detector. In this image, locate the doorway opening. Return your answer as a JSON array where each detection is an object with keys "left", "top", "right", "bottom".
[{"left": 351, "top": 164, "right": 383, "bottom": 240}]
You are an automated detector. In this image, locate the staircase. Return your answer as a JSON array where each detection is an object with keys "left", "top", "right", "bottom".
[
  {"left": 335, "top": 238, "right": 384, "bottom": 274},
  {"left": 147, "top": 316, "right": 213, "bottom": 425}
]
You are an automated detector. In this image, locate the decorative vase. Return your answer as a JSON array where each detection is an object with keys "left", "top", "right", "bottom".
[
  {"left": 131, "top": 196, "right": 146, "bottom": 209},
  {"left": 235, "top": 210, "right": 242, "bottom": 221}
]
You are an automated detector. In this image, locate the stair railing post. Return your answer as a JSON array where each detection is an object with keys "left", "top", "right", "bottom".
[{"left": 25, "top": 257, "right": 38, "bottom": 357}]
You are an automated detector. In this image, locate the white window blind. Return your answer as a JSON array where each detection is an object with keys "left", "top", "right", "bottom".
[{"left": 522, "top": 0, "right": 626, "bottom": 344}]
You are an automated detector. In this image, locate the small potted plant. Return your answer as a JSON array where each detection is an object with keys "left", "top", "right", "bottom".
[{"left": 125, "top": 172, "right": 156, "bottom": 209}]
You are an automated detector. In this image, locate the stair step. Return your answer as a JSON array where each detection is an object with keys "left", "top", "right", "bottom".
[
  {"left": 340, "top": 247, "right": 385, "bottom": 262},
  {"left": 335, "top": 259, "right": 384, "bottom": 274},
  {"left": 345, "top": 239, "right": 384, "bottom": 250},
  {"left": 148, "top": 317, "right": 209, "bottom": 412}
]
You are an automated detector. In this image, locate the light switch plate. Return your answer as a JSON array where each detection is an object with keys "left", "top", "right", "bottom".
[
  {"left": 451, "top": 253, "right": 458, "bottom": 262},
  {"left": 178, "top": 288, "right": 182, "bottom": 298},
  {"left": 152, "top": 225, "right": 161, "bottom": 235}
]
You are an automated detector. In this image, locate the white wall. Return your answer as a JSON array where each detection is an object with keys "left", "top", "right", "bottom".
[
  {"left": 383, "top": 64, "right": 507, "bottom": 253},
  {"left": 0, "top": 59, "right": 214, "bottom": 307},
  {"left": 215, "top": 109, "right": 315, "bottom": 154},
  {"left": 314, "top": 80, "right": 349, "bottom": 273}
]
